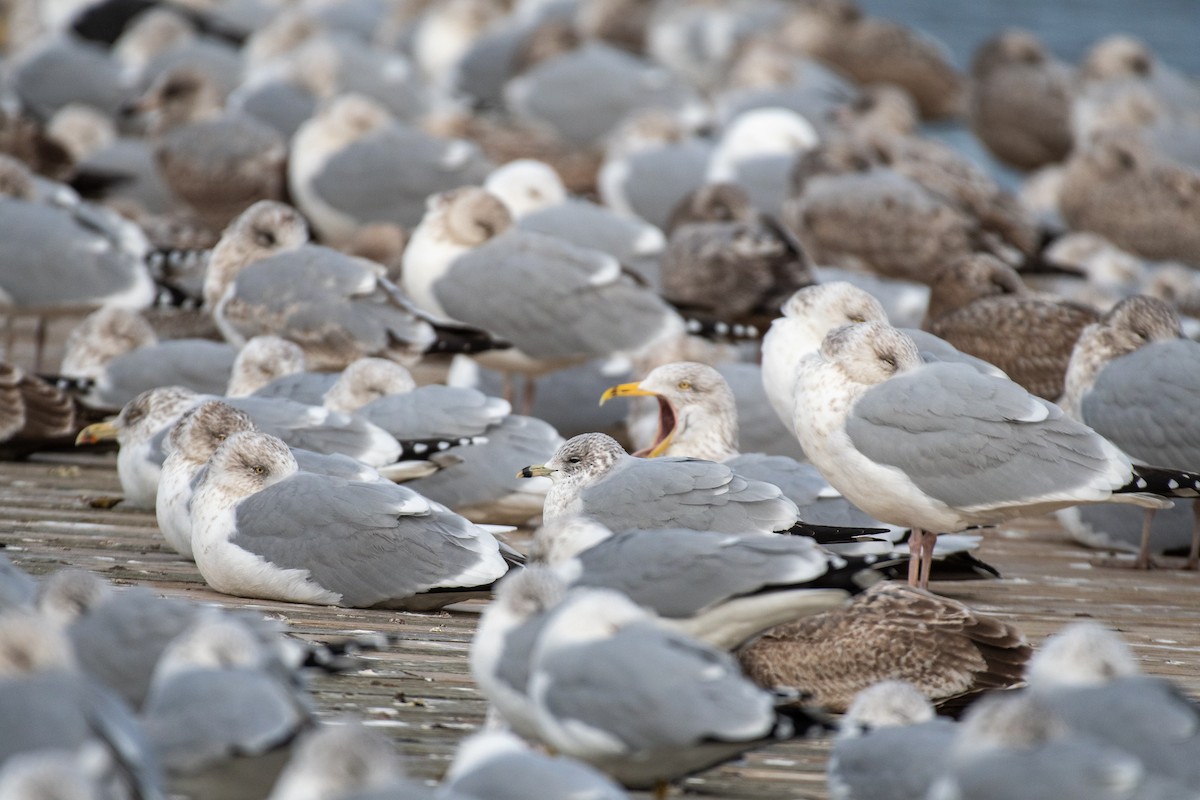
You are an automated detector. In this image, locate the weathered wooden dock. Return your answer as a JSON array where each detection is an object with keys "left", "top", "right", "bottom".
[{"left": 3, "top": 450, "right": 1200, "bottom": 799}]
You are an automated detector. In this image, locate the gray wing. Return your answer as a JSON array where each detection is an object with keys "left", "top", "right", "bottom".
[
  {"left": 717, "top": 361, "right": 808, "bottom": 460},
  {"left": 605, "top": 140, "right": 713, "bottom": 230},
  {"left": 311, "top": 125, "right": 491, "bottom": 228},
  {"left": 580, "top": 457, "right": 797, "bottom": 534},
  {"left": 225, "top": 395, "right": 399, "bottom": 466},
  {"left": 571, "top": 529, "right": 837, "bottom": 618},
  {"left": 903, "top": 328, "right": 1007, "bottom": 377},
  {"left": 407, "top": 415, "right": 562, "bottom": 511},
  {"left": 252, "top": 372, "right": 340, "bottom": 405},
  {"left": 466, "top": 359, "right": 630, "bottom": 438},
  {"left": 446, "top": 751, "right": 628, "bottom": 800},
  {"left": 829, "top": 722, "right": 956, "bottom": 800},
  {"left": 519, "top": 200, "right": 663, "bottom": 265},
  {"left": 291, "top": 448, "right": 381, "bottom": 482},
  {"left": 360, "top": 385, "right": 509, "bottom": 439},
  {"left": 436, "top": 230, "right": 678, "bottom": 360},
  {"left": 227, "top": 79, "right": 318, "bottom": 138},
  {"left": 0, "top": 199, "right": 151, "bottom": 308},
  {"left": 225, "top": 246, "right": 436, "bottom": 358},
  {"left": 725, "top": 454, "right": 893, "bottom": 529},
  {"left": 0, "top": 554, "right": 35, "bottom": 611},
  {"left": 68, "top": 588, "right": 198, "bottom": 710},
  {"left": 495, "top": 614, "right": 552, "bottom": 695},
  {"left": 231, "top": 474, "right": 502, "bottom": 606},
  {"left": 96, "top": 341, "right": 237, "bottom": 408},
  {"left": 143, "top": 669, "right": 306, "bottom": 771},
  {"left": 846, "top": 363, "right": 1120, "bottom": 510},
  {"left": 12, "top": 38, "right": 128, "bottom": 119},
  {"left": 1083, "top": 340, "right": 1200, "bottom": 471},
  {"left": 505, "top": 43, "right": 698, "bottom": 147},
  {"left": 537, "top": 622, "right": 773, "bottom": 749},
  {"left": 1043, "top": 677, "right": 1200, "bottom": 787}
]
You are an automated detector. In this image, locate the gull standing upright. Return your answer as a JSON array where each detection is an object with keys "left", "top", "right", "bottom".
[
  {"left": 790, "top": 321, "right": 1200, "bottom": 588},
  {"left": 1063, "top": 295, "right": 1200, "bottom": 568}
]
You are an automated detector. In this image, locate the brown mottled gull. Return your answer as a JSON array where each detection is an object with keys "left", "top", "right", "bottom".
[
  {"left": 0, "top": 363, "right": 78, "bottom": 449},
  {"left": 924, "top": 254, "right": 1099, "bottom": 400},
  {"left": 738, "top": 582, "right": 1030, "bottom": 712},
  {"left": 969, "top": 30, "right": 1075, "bottom": 171}
]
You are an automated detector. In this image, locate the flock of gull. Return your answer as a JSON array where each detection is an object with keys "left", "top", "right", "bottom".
[{"left": 1, "top": 0, "right": 1200, "bottom": 797}]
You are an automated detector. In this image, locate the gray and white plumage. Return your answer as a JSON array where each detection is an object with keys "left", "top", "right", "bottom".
[
  {"left": 0, "top": 554, "right": 36, "bottom": 612},
  {"left": 706, "top": 108, "right": 820, "bottom": 218},
  {"left": 598, "top": 118, "right": 713, "bottom": 230},
  {"left": 403, "top": 187, "right": 683, "bottom": 375},
  {"left": 827, "top": 681, "right": 956, "bottom": 800},
  {"left": 290, "top": 94, "right": 490, "bottom": 244},
  {"left": 142, "top": 617, "right": 311, "bottom": 800},
  {"left": 761, "top": 282, "right": 1005, "bottom": 432},
  {"left": 9, "top": 35, "right": 129, "bottom": 121},
  {"left": 792, "top": 322, "right": 1195, "bottom": 539},
  {"left": 503, "top": 42, "right": 702, "bottom": 148},
  {"left": 444, "top": 729, "right": 629, "bottom": 800},
  {"left": 0, "top": 748, "right": 111, "bottom": 800},
  {"left": 225, "top": 336, "right": 308, "bottom": 398},
  {"left": 0, "top": 613, "right": 164, "bottom": 800},
  {"left": 266, "top": 723, "right": 416, "bottom": 800},
  {"left": 527, "top": 587, "right": 823, "bottom": 789},
  {"left": 189, "top": 431, "right": 509, "bottom": 609},
  {"left": 533, "top": 517, "right": 858, "bottom": 651},
  {"left": 524, "top": 432, "right": 804, "bottom": 535}
]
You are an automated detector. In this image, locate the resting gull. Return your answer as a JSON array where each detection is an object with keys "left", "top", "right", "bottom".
[
  {"left": 526, "top": 586, "right": 830, "bottom": 791},
  {"left": 738, "top": 582, "right": 1030, "bottom": 712},
  {"left": 443, "top": 729, "right": 629, "bottom": 800},
  {"left": 761, "top": 281, "right": 1006, "bottom": 433},
  {"left": 224, "top": 336, "right": 310, "bottom": 399},
  {"left": 58, "top": 306, "right": 237, "bottom": 410},
  {"left": 189, "top": 430, "right": 512, "bottom": 608},
  {"left": 402, "top": 187, "right": 683, "bottom": 408},
  {"left": 924, "top": 254, "right": 1099, "bottom": 401},
  {"left": 530, "top": 517, "right": 873, "bottom": 650},
  {"left": 1063, "top": 296, "right": 1200, "bottom": 568},
  {"left": 0, "top": 362, "right": 78, "bottom": 452},
  {"left": 518, "top": 432, "right": 888, "bottom": 539},
  {"left": 706, "top": 107, "right": 820, "bottom": 218},
  {"left": 142, "top": 616, "right": 312, "bottom": 800},
  {"left": 826, "top": 681, "right": 957, "bottom": 800},
  {"left": 791, "top": 321, "right": 1200, "bottom": 588},
  {"left": 205, "top": 200, "right": 505, "bottom": 370},
  {"left": 289, "top": 93, "right": 491, "bottom": 243}
]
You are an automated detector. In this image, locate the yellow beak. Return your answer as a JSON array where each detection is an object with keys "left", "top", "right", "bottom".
[
  {"left": 598, "top": 382, "right": 657, "bottom": 406},
  {"left": 517, "top": 464, "right": 555, "bottom": 478},
  {"left": 75, "top": 420, "right": 119, "bottom": 446}
]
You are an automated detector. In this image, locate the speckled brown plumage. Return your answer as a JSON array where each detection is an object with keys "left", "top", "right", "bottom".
[
  {"left": 661, "top": 184, "right": 815, "bottom": 330},
  {"left": 924, "top": 254, "right": 1099, "bottom": 400},
  {"left": 1060, "top": 135, "right": 1200, "bottom": 266},
  {"left": 969, "top": 30, "right": 1075, "bottom": 171},
  {"left": 0, "top": 363, "right": 79, "bottom": 449},
  {"left": 737, "top": 582, "right": 1031, "bottom": 713}
]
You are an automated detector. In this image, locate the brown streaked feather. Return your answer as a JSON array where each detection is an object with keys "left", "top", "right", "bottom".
[
  {"left": 0, "top": 364, "right": 23, "bottom": 441},
  {"left": 16, "top": 372, "right": 77, "bottom": 440},
  {"left": 737, "top": 582, "right": 1031, "bottom": 713}
]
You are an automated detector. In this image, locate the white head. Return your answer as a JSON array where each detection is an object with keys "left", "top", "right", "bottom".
[
  {"left": 60, "top": 307, "right": 157, "bottom": 378},
  {"left": 0, "top": 612, "right": 77, "bottom": 677},
  {"left": 519, "top": 433, "right": 628, "bottom": 486},
  {"left": 168, "top": 401, "right": 257, "bottom": 467},
  {"left": 1025, "top": 622, "right": 1140, "bottom": 689},
  {"left": 955, "top": 691, "right": 1068, "bottom": 752},
  {"left": 774, "top": 283, "right": 889, "bottom": 353},
  {"left": 709, "top": 107, "right": 819, "bottom": 180},
  {"left": 535, "top": 587, "right": 650, "bottom": 654},
  {"left": 199, "top": 430, "right": 298, "bottom": 502},
  {"left": 484, "top": 159, "right": 568, "bottom": 217},
  {"left": 529, "top": 516, "right": 616, "bottom": 565},
  {"left": 34, "top": 570, "right": 112, "bottom": 627},
  {"left": 269, "top": 723, "right": 405, "bottom": 800},
  {"left": 151, "top": 616, "right": 269, "bottom": 687},
  {"left": 227, "top": 336, "right": 307, "bottom": 397},
  {"left": 819, "top": 321, "right": 922, "bottom": 387},
  {"left": 205, "top": 201, "right": 310, "bottom": 308},
  {"left": 839, "top": 680, "right": 936, "bottom": 738}
]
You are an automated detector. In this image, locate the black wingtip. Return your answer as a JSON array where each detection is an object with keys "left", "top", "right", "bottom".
[
  {"left": 680, "top": 314, "right": 762, "bottom": 342},
  {"left": 785, "top": 522, "right": 893, "bottom": 542},
  {"left": 1120, "top": 465, "right": 1200, "bottom": 499},
  {"left": 395, "top": 435, "right": 487, "bottom": 460},
  {"left": 772, "top": 702, "right": 837, "bottom": 740},
  {"left": 425, "top": 322, "right": 512, "bottom": 355}
]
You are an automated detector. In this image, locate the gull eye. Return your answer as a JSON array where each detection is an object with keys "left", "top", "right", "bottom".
[
  {"left": 567, "top": 457, "right": 581, "bottom": 464},
  {"left": 848, "top": 315, "right": 866, "bottom": 323},
  {"left": 255, "top": 229, "right": 277, "bottom": 247},
  {"left": 253, "top": 465, "right": 265, "bottom": 475},
  {"left": 677, "top": 380, "right": 692, "bottom": 391},
  {"left": 215, "top": 433, "right": 226, "bottom": 441},
  {"left": 881, "top": 355, "right": 897, "bottom": 368}
]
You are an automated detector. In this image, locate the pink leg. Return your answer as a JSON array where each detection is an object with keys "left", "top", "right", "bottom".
[
  {"left": 920, "top": 532, "right": 937, "bottom": 591},
  {"left": 907, "top": 529, "right": 923, "bottom": 587},
  {"left": 521, "top": 376, "right": 537, "bottom": 416},
  {"left": 1187, "top": 501, "right": 1200, "bottom": 571},
  {"left": 1135, "top": 508, "right": 1157, "bottom": 570}
]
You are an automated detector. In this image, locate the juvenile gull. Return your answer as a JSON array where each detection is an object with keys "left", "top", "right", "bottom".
[
  {"left": 968, "top": 30, "right": 1074, "bottom": 171},
  {"left": 189, "top": 431, "right": 511, "bottom": 609},
  {"left": 1063, "top": 296, "right": 1200, "bottom": 567},
  {"left": 531, "top": 517, "right": 871, "bottom": 650},
  {"left": 443, "top": 729, "right": 629, "bottom": 800},
  {"left": 826, "top": 681, "right": 957, "bottom": 800},
  {"left": 206, "top": 200, "right": 505, "bottom": 369},
  {"left": 0, "top": 363, "right": 77, "bottom": 451},
  {"left": 289, "top": 93, "right": 491, "bottom": 244},
  {"left": 518, "top": 432, "right": 887, "bottom": 539},
  {"left": 526, "top": 586, "right": 830, "bottom": 791},
  {"left": 924, "top": 254, "right": 1099, "bottom": 401},
  {"left": 127, "top": 67, "right": 288, "bottom": 232},
  {"left": 761, "top": 282, "right": 1005, "bottom": 432},
  {"left": 738, "top": 582, "right": 1030, "bottom": 712},
  {"left": 791, "top": 321, "right": 1200, "bottom": 588}
]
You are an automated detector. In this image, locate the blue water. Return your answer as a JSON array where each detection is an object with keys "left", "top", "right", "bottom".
[{"left": 857, "top": 0, "right": 1200, "bottom": 75}]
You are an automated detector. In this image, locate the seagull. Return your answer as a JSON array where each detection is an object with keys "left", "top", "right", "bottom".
[
  {"left": 189, "top": 430, "right": 513, "bottom": 609},
  {"left": 517, "top": 432, "right": 888, "bottom": 540},
  {"left": 1063, "top": 295, "right": 1200, "bottom": 568},
  {"left": 790, "top": 321, "right": 1200, "bottom": 588}
]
